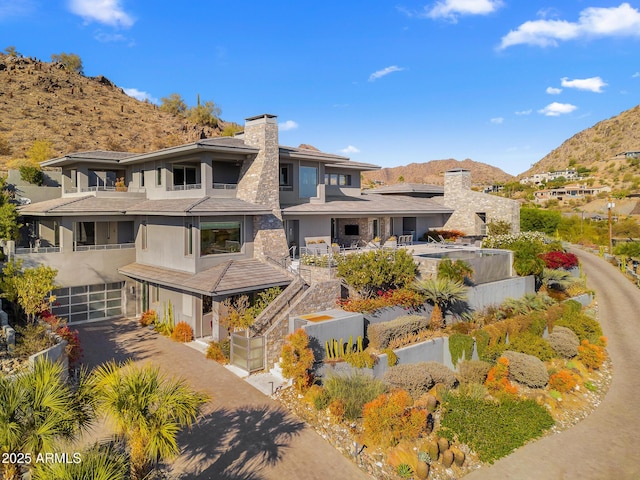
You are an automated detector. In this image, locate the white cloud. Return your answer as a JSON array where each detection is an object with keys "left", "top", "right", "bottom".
[
  {"left": 368, "top": 65, "right": 404, "bottom": 82},
  {"left": 633, "top": 72, "right": 640, "bottom": 78},
  {"left": 499, "top": 3, "right": 640, "bottom": 49},
  {"left": 94, "top": 31, "right": 127, "bottom": 42},
  {"left": 515, "top": 109, "right": 532, "bottom": 115},
  {"left": 490, "top": 117, "right": 504, "bottom": 124},
  {"left": 340, "top": 145, "right": 360, "bottom": 154},
  {"left": 538, "top": 102, "right": 577, "bottom": 116},
  {"left": 123, "top": 88, "right": 158, "bottom": 104},
  {"left": 420, "top": 0, "right": 503, "bottom": 21},
  {"left": 68, "top": 0, "right": 135, "bottom": 28},
  {"left": 561, "top": 76, "right": 607, "bottom": 93},
  {"left": 279, "top": 120, "right": 298, "bottom": 131},
  {"left": 546, "top": 86, "right": 562, "bottom": 95}
]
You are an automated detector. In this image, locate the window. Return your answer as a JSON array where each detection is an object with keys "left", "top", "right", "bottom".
[
  {"left": 185, "top": 221, "right": 193, "bottom": 256},
  {"left": 156, "top": 167, "right": 162, "bottom": 186},
  {"left": 279, "top": 164, "right": 292, "bottom": 189},
  {"left": 339, "top": 174, "right": 352, "bottom": 186},
  {"left": 174, "top": 165, "right": 198, "bottom": 188},
  {"left": 299, "top": 166, "right": 318, "bottom": 198},
  {"left": 200, "top": 221, "right": 241, "bottom": 256},
  {"left": 141, "top": 221, "right": 147, "bottom": 250},
  {"left": 345, "top": 224, "right": 359, "bottom": 236},
  {"left": 140, "top": 169, "right": 145, "bottom": 187},
  {"left": 74, "top": 222, "right": 95, "bottom": 246},
  {"left": 324, "top": 173, "right": 351, "bottom": 186}
]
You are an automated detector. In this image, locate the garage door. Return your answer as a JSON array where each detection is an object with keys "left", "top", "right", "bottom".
[{"left": 51, "top": 282, "right": 123, "bottom": 324}]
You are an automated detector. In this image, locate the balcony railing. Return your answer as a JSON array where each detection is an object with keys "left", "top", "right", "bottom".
[
  {"left": 213, "top": 183, "right": 238, "bottom": 190},
  {"left": 74, "top": 243, "right": 136, "bottom": 252},
  {"left": 15, "top": 246, "right": 61, "bottom": 254},
  {"left": 65, "top": 186, "right": 146, "bottom": 193},
  {"left": 167, "top": 183, "right": 202, "bottom": 191}
]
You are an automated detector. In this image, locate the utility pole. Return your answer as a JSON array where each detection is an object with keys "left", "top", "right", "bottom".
[{"left": 607, "top": 197, "right": 615, "bottom": 254}]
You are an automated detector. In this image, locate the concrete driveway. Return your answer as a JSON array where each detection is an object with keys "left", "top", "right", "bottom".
[
  {"left": 76, "top": 319, "right": 372, "bottom": 480},
  {"left": 465, "top": 248, "right": 640, "bottom": 479}
]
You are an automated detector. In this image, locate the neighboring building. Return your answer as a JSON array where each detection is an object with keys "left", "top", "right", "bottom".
[
  {"left": 15, "top": 114, "right": 456, "bottom": 337},
  {"left": 520, "top": 169, "right": 579, "bottom": 185},
  {"left": 534, "top": 183, "right": 611, "bottom": 204},
  {"left": 616, "top": 150, "right": 640, "bottom": 159}
]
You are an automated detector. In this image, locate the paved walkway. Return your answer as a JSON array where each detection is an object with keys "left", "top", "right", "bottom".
[
  {"left": 76, "top": 320, "right": 371, "bottom": 480},
  {"left": 466, "top": 248, "right": 640, "bottom": 480}
]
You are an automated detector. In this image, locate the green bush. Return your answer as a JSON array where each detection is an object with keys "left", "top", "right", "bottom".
[
  {"left": 506, "top": 332, "right": 554, "bottom": 361},
  {"left": 449, "top": 333, "right": 474, "bottom": 367},
  {"left": 323, "top": 373, "right": 387, "bottom": 421},
  {"left": 457, "top": 360, "right": 492, "bottom": 384},
  {"left": 520, "top": 208, "right": 562, "bottom": 235},
  {"left": 383, "top": 363, "right": 435, "bottom": 399},
  {"left": 502, "top": 351, "right": 549, "bottom": 388},
  {"left": 556, "top": 312, "right": 603, "bottom": 343},
  {"left": 548, "top": 326, "right": 579, "bottom": 358},
  {"left": 336, "top": 249, "right": 418, "bottom": 297},
  {"left": 440, "top": 393, "right": 554, "bottom": 463},
  {"left": 368, "top": 315, "right": 429, "bottom": 350},
  {"left": 19, "top": 164, "right": 45, "bottom": 186}
]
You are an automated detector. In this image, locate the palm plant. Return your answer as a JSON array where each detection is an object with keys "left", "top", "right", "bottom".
[
  {"left": 91, "top": 360, "right": 208, "bottom": 480},
  {"left": 0, "top": 360, "right": 95, "bottom": 480},
  {"left": 540, "top": 268, "right": 579, "bottom": 292},
  {"left": 437, "top": 258, "right": 474, "bottom": 284},
  {"left": 414, "top": 278, "right": 468, "bottom": 329},
  {"left": 32, "top": 442, "right": 128, "bottom": 480}
]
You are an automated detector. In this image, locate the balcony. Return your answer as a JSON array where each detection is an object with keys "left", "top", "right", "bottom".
[
  {"left": 15, "top": 246, "right": 61, "bottom": 254},
  {"left": 167, "top": 183, "right": 202, "bottom": 192},
  {"left": 74, "top": 243, "right": 136, "bottom": 252}
]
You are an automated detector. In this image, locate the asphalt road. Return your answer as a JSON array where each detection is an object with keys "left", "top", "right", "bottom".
[{"left": 465, "top": 248, "right": 640, "bottom": 480}]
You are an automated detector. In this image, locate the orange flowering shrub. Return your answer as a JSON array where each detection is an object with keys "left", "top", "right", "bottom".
[
  {"left": 485, "top": 357, "right": 518, "bottom": 396},
  {"left": 139, "top": 309, "right": 157, "bottom": 327},
  {"left": 363, "top": 389, "right": 427, "bottom": 448},
  {"left": 171, "top": 321, "right": 194, "bottom": 342},
  {"left": 337, "top": 288, "right": 424, "bottom": 313},
  {"left": 548, "top": 370, "right": 579, "bottom": 393},
  {"left": 578, "top": 339, "right": 606, "bottom": 370},
  {"left": 280, "top": 329, "right": 315, "bottom": 392},
  {"left": 328, "top": 399, "right": 346, "bottom": 421}
]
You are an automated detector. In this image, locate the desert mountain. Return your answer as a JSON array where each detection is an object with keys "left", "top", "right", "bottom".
[
  {"left": 0, "top": 54, "right": 228, "bottom": 167},
  {"left": 521, "top": 104, "right": 640, "bottom": 181},
  {"left": 362, "top": 158, "right": 513, "bottom": 186}
]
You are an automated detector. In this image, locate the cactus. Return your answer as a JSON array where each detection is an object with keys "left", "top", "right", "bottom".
[
  {"left": 425, "top": 394, "right": 438, "bottom": 412},
  {"left": 325, "top": 341, "right": 332, "bottom": 359},
  {"left": 437, "top": 437, "right": 450, "bottom": 455},
  {"left": 426, "top": 440, "right": 439, "bottom": 461},
  {"left": 357, "top": 335, "right": 363, "bottom": 352},
  {"left": 442, "top": 449, "right": 454, "bottom": 468},
  {"left": 339, "top": 338, "right": 344, "bottom": 357},
  {"left": 450, "top": 446, "right": 465, "bottom": 467},
  {"left": 418, "top": 451, "right": 431, "bottom": 464},
  {"left": 347, "top": 335, "right": 353, "bottom": 354},
  {"left": 397, "top": 464, "right": 413, "bottom": 478},
  {"left": 416, "top": 460, "right": 430, "bottom": 479}
]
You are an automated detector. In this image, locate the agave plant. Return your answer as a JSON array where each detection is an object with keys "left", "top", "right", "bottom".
[{"left": 414, "top": 277, "right": 468, "bottom": 329}]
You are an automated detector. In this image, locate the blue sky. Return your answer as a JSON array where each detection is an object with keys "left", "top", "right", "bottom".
[{"left": 1, "top": 1, "right": 640, "bottom": 176}]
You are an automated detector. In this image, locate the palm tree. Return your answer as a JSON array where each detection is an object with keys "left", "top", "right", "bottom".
[
  {"left": 0, "top": 360, "right": 95, "bottom": 480},
  {"left": 91, "top": 361, "right": 208, "bottom": 480},
  {"left": 32, "top": 442, "right": 128, "bottom": 480},
  {"left": 415, "top": 277, "right": 468, "bottom": 329},
  {"left": 437, "top": 258, "right": 474, "bottom": 284}
]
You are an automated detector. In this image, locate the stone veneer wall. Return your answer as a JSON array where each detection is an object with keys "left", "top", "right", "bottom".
[
  {"left": 442, "top": 170, "right": 520, "bottom": 235},
  {"left": 236, "top": 114, "right": 289, "bottom": 260},
  {"left": 264, "top": 280, "right": 341, "bottom": 370}
]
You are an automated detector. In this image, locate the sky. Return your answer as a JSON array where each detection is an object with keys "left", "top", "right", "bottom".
[{"left": 1, "top": 1, "right": 640, "bottom": 176}]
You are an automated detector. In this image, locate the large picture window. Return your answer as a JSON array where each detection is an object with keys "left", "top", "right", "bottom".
[
  {"left": 299, "top": 166, "right": 318, "bottom": 198},
  {"left": 200, "top": 221, "right": 241, "bottom": 256}
]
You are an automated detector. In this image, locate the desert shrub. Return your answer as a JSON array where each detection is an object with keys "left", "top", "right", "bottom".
[
  {"left": 338, "top": 288, "right": 424, "bottom": 313},
  {"left": 423, "top": 361, "right": 458, "bottom": 389},
  {"left": 206, "top": 340, "right": 229, "bottom": 364},
  {"left": 382, "top": 348, "right": 398, "bottom": 366},
  {"left": 448, "top": 333, "right": 474, "bottom": 367},
  {"left": 383, "top": 363, "right": 435, "bottom": 399},
  {"left": 304, "top": 385, "right": 330, "bottom": 410},
  {"left": 473, "top": 329, "right": 491, "bottom": 361},
  {"left": 344, "top": 350, "right": 377, "bottom": 369},
  {"left": 388, "top": 329, "right": 436, "bottom": 350},
  {"left": 485, "top": 357, "right": 518, "bottom": 396},
  {"left": 328, "top": 399, "right": 346, "bottom": 421},
  {"left": 368, "top": 315, "right": 429, "bottom": 350},
  {"left": 502, "top": 351, "right": 549, "bottom": 388},
  {"left": 549, "top": 369, "right": 579, "bottom": 393},
  {"left": 170, "top": 321, "right": 194, "bottom": 342},
  {"left": 19, "top": 164, "right": 45, "bottom": 185},
  {"left": 527, "top": 311, "right": 548, "bottom": 336},
  {"left": 281, "top": 329, "right": 315, "bottom": 392},
  {"left": 14, "top": 323, "right": 54, "bottom": 357},
  {"left": 139, "top": 309, "right": 157, "bottom": 327},
  {"left": 556, "top": 312, "right": 603, "bottom": 344},
  {"left": 363, "top": 389, "right": 426, "bottom": 448},
  {"left": 506, "top": 332, "right": 554, "bottom": 361},
  {"left": 439, "top": 393, "right": 554, "bottom": 463},
  {"left": 548, "top": 326, "right": 579, "bottom": 358},
  {"left": 457, "top": 360, "right": 492, "bottom": 384},
  {"left": 323, "top": 373, "right": 387, "bottom": 421},
  {"left": 578, "top": 339, "right": 606, "bottom": 370}
]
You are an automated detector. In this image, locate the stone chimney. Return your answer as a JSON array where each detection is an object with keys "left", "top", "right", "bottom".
[
  {"left": 236, "top": 114, "right": 280, "bottom": 210},
  {"left": 236, "top": 114, "right": 289, "bottom": 260},
  {"left": 444, "top": 169, "right": 471, "bottom": 196}
]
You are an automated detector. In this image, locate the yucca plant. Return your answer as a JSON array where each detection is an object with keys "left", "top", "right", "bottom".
[{"left": 414, "top": 277, "right": 468, "bottom": 329}]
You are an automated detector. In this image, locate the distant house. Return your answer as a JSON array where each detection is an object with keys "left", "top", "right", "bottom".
[
  {"left": 520, "top": 169, "right": 579, "bottom": 185},
  {"left": 534, "top": 183, "right": 611, "bottom": 204}
]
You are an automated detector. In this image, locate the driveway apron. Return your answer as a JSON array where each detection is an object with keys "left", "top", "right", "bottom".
[
  {"left": 76, "top": 319, "right": 372, "bottom": 480},
  {"left": 465, "top": 248, "right": 640, "bottom": 480}
]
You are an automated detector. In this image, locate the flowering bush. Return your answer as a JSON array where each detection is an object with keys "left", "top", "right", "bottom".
[
  {"left": 485, "top": 357, "right": 518, "bottom": 396},
  {"left": 363, "top": 389, "right": 426, "bottom": 448},
  {"left": 539, "top": 251, "right": 579, "bottom": 270},
  {"left": 578, "top": 339, "right": 606, "bottom": 370},
  {"left": 482, "top": 231, "right": 547, "bottom": 249},
  {"left": 171, "top": 321, "right": 194, "bottom": 342},
  {"left": 337, "top": 288, "right": 424, "bottom": 313},
  {"left": 139, "top": 309, "right": 158, "bottom": 327},
  {"left": 549, "top": 369, "right": 579, "bottom": 393},
  {"left": 421, "top": 229, "right": 466, "bottom": 242},
  {"left": 56, "top": 325, "right": 82, "bottom": 366}
]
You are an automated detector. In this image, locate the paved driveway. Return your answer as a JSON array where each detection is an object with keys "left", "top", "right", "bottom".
[
  {"left": 76, "top": 320, "right": 372, "bottom": 480},
  {"left": 465, "top": 249, "right": 640, "bottom": 479}
]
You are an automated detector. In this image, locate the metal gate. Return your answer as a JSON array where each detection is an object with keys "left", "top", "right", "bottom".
[{"left": 230, "top": 333, "right": 265, "bottom": 372}]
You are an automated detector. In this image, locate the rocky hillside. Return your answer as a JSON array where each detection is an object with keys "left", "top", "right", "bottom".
[
  {"left": 522, "top": 104, "right": 640, "bottom": 180},
  {"left": 0, "top": 54, "right": 228, "bottom": 167},
  {"left": 362, "top": 158, "right": 513, "bottom": 186}
]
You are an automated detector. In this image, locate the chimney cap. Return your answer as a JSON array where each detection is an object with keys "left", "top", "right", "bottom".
[{"left": 245, "top": 113, "right": 278, "bottom": 123}]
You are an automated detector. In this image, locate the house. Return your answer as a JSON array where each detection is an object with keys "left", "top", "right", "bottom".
[
  {"left": 534, "top": 183, "right": 611, "bottom": 204},
  {"left": 366, "top": 169, "right": 520, "bottom": 236},
  {"left": 520, "top": 169, "right": 579, "bottom": 185},
  {"left": 15, "top": 114, "right": 460, "bottom": 342}
]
